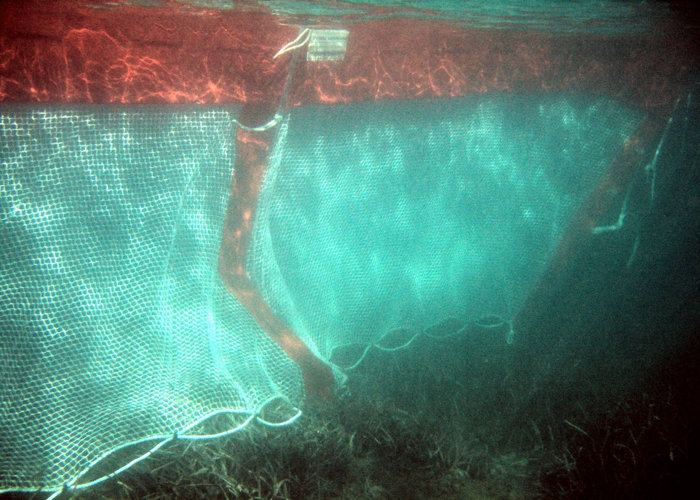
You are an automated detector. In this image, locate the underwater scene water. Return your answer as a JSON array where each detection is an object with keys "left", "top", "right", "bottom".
[{"left": 1, "top": 1, "right": 699, "bottom": 499}]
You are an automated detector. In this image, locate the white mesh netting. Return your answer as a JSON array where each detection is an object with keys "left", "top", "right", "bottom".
[
  {"left": 0, "top": 107, "right": 303, "bottom": 493},
  {"left": 1, "top": 94, "right": 643, "bottom": 493},
  {"left": 247, "top": 94, "right": 643, "bottom": 364}
]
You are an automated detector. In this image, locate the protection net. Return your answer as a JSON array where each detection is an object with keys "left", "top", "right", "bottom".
[
  {"left": 0, "top": 95, "right": 644, "bottom": 492},
  {"left": 0, "top": 107, "right": 304, "bottom": 492},
  {"left": 3, "top": 0, "right": 690, "bottom": 492},
  {"left": 248, "top": 95, "right": 644, "bottom": 365}
]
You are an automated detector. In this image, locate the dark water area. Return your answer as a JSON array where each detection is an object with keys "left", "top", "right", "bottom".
[{"left": 512, "top": 86, "right": 700, "bottom": 496}]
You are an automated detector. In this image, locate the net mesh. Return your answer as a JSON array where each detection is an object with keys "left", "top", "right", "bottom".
[
  {"left": 0, "top": 94, "right": 643, "bottom": 492},
  {"left": 0, "top": 107, "right": 303, "bottom": 492},
  {"left": 248, "top": 95, "right": 643, "bottom": 362}
]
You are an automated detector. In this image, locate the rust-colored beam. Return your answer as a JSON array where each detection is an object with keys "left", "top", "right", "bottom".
[{"left": 218, "top": 105, "right": 335, "bottom": 399}]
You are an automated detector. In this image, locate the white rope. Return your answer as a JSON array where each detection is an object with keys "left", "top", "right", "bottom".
[
  {"left": 646, "top": 95, "right": 681, "bottom": 202},
  {"left": 273, "top": 28, "right": 311, "bottom": 59},
  {"left": 337, "top": 315, "right": 515, "bottom": 371},
  {"left": 48, "top": 398, "right": 300, "bottom": 497},
  {"left": 232, "top": 113, "right": 282, "bottom": 132},
  {"left": 230, "top": 27, "right": 309, "bottom": 132}
]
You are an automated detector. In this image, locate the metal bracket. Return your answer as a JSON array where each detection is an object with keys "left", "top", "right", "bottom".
[{"left": 307, "top": 29, "right": 349, "bottom": 62}]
